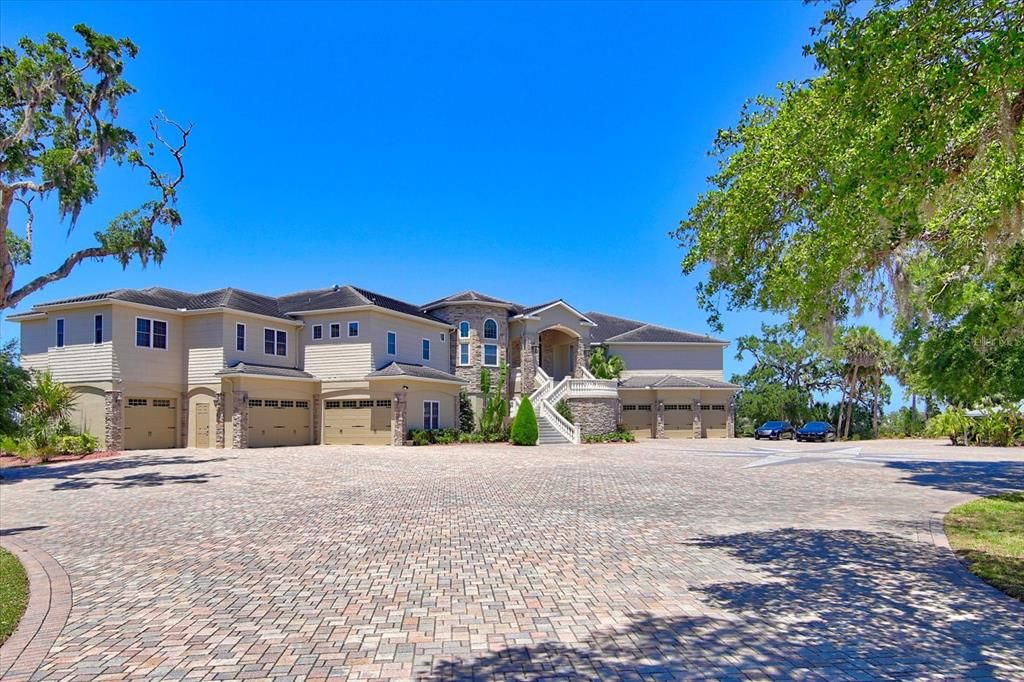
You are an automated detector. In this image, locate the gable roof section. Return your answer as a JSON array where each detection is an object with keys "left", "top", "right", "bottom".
[
  {"left": 366, "top": 362, "right": 467, "bottom": 383},
  {"left": 216, "top": 362, "right": 316, "bottom": 380},
  {"left": 422, "top": 290, "right": 518, "bottom": 310},
  {"left": 280, "top": 285, "right": 446, "bottom": 323},
  {"left": 587, "top": 310, "right": 726, "bottom": 344},
  {"left": 513, "top": 299, "right": 596, "bottom": 325}
]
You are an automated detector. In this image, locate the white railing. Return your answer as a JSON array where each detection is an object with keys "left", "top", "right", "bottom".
[
  {"left": 564, "top": 378, "right": 619, "bottom": 398},
  {"left": 581, "top": 366, "right": 597, "bottom": 380},
  {"left": 538, "top": 399, "right": 580, "bottom": 444}
]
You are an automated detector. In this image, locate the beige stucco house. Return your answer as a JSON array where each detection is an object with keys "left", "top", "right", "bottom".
[{"left": 7, "top": 286, "right": 738, "bottom": 449}]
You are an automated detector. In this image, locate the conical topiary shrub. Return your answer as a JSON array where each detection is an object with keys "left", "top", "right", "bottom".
[{"left": 511, "top": 395, "right": 539, "bottom": 446}]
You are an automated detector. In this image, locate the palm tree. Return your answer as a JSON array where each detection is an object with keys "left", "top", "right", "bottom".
[
  {"left": 25, "top": 371, "right": 76, "bottom": 426},
  {"left": 836, "top": 327, "right": 890, "bottom": 440},
  {"left": 589, "top": 346, "right": 626, "bottom": 379}
]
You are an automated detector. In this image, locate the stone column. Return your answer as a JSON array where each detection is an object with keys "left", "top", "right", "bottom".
[
  {"left": 231, "top": 390, "right": 249, "bottom": 449},
  {"left": 312, "top": 394, "right": 322, "bottom": 445},
  {"left": 692, "top": 397, "right": 703, "bottom": 439},
  {"left": 573, "top": 342, "right": 587, "bottom": 378},
  {"left": 391, "top": 391, "right": 407, "bottom": 446},
  {"left": 104, "top": 390, "right": 123, "bottom": 451},
  {"left": 726, "top": 394, "right": 736, "bottom": 438},
  {"left": 654, "top": 399, "right": 665, "bottom": 439},
  {"left": 180, "top": 392, "right": 189, "bottom": 448},
  {"left": 520, "top": 333, "right": 537, "bottom": 393},
  {"left": 214, "top": 393, "right": 226, "bottom": 448}
]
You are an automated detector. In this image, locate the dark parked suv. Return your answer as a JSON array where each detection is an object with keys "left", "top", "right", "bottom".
[
  {"left": 754, "top": 421, "right": 795, "bottom": 440},
  {"left": 796, "top": 421, "right": 837, "bottom": 442}
]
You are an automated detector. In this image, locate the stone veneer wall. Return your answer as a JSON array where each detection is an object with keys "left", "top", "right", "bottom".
[
  {"left": 568, "top": 397, "right": 619, "bottom": 436},
  {"left": 231, "top": 391, "right": 248, "bottom": 448},
  {"left": 214, "top": 393, "right": 226, "bottom": 448},
  {"left": 429, "top": 303, "right": 509, "bottom": 392},
  {"left": 391, "top": 391, "right": 407, "bottom": 446},
  {"left": 104, "top": 390, "right": 123, "bottom": 451}
]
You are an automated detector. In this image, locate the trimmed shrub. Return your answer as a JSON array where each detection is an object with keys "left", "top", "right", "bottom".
[
  {"left": 511, "top": 396, "right": 539, "bottom": 446},
  {"left": 555, "top": 399, "right": 574, "bottom": 424},
  {"left": 582, "top": 428, "right": 636, "bottom": 444}
]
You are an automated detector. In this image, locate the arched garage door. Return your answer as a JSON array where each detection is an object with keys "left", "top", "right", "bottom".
[
  {"left": 124, "top": 397, "right": 177, "bottom": 450},
  {"left": 248, "top": 399, "right": 311, "bottom": 447},
  {"left": 323, "top": 399, "right": 391, "bottom": 445}
]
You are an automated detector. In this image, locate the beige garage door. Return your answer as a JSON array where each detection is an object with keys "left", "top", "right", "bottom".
[
  {"left": 124, "top": 397, "right": 177, "bottom": 450},
  {"left": 664, "top": 403, "right": 694, "bottom": 438},
  {"left": 621, "top": 403, "right": 653, "bottom": 439},
  {"left": 703, "top": 404, "right": 728, "bottom": 438},
  {"left": 248, "top": 399, "right": 311, "bottom": 448},
  {"left": 323, "top": 399, "right": 391, "bottom": 445}
]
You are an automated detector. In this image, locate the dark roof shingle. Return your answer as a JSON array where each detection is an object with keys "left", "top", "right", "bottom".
[
  {"left": 365, "top": 362, "right": 466, "bottom": 383},
  {"left": 586, "top": 311, "right": 726, "bottom": 344},
  {"left": 422, "top": 290, "right": 517, "bottom": 310},
  {"left": 618, "top": 374, "right": 740, "bottom": 389},
  {"left": 215, "top": 362, "right": 316, "bottom": 380}
]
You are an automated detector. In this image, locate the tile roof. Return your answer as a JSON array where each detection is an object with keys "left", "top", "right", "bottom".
[
  {"left": 365, "top": 362, "right": 467, "bottom": 383},
  {"left": 215, "top": 362, "right": 316, "bottom": 380},
  {"left": 422, "top": 290, "right": 518, "bottom": 309},
  {"left": 586, "top": 311, "right": 726, "bottom": 344},
  {"left": 618, "top": 375, "right": 740, "bottom": 389}
]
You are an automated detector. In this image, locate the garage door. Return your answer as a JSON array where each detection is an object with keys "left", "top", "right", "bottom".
[
  {"left": 703, "top": 404, "right": 728, "bottom": 438},
  {"left": 663, "top": 403, "right": 694, "bottom": 438},
  {"left": 323, "top": 399, "right": 391, "bottom": 445},
  {"left": 124, "top": 397, "right": 177, "bottom": 450},
  {"left": 621, "top": 403, "right": 653, "bottom": 439},
  {"left": 248, "top": 399, "right": 310, "bottom": 448}
]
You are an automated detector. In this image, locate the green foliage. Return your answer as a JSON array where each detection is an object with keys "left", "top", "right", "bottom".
[
  {"left": 0, "top": 547, "right": 29, "bottom": 645},
  {"left": 1, "top": 25, "right": 191, "bottom": 309},
  {"left": 945, "top": 493, "right": 1024, "bottom": 601},
  {"left": 582, "top": 428, "right": 636, "bottom": 444},
  {"left": 457, "top": 391, "right": 475, "bottom": 433},
  {"left": 510, "top": 395, "right": 538, "bottom": 446},
  {"left": 555, "top": 399, "right": 574, "bottom": 425},
  {"left": 407, "top": 428, "right": 459, "bottom": 446},
  {"left": 478, "top": 363, "right": 508, "bottom": 437},
  {"left": 457, "top": 431, "right": 485, "bottom": 444},
  {"left": 879, "top": 407, "right": 927, "bottom": 439},
  {"left": 589, "top": 345, "right": 626, "bottom": 379},
  {"left": 0, "top": 340, "right": 31, "bottom": 437},
  {"left": 925, "top": 407, "right": 973, "bottom": 445},
  {"left": 674, "top": 0, "right": 1024, "bottom": 404}
]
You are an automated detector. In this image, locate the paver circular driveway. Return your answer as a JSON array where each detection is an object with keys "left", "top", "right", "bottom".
[{"left": 1, "top": 439, "right": 1022, "bottom": 680}]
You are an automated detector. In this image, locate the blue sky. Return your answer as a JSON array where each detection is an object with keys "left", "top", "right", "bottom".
[{"left": 1, "top": 1, "right": 899, "bottom": 399}]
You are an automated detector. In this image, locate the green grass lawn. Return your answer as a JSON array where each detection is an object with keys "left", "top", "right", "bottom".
[
  {"left": 0, "top": 547, "right": 29, "bottom": 644},
  {"left": 945, "top": 492, "right": 1024, "bottom": 601}
]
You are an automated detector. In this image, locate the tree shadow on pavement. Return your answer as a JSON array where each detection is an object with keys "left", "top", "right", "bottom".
[
  {"left": 0, "top": 454, "right": 232, "bottom": 489},
  {"left": 884, "top": 459, "right": 1024, "bottom": 496},
  {"left": 424, "top": 529, "right": 1024, "bottom": 680},
  {"left": 51, "top": 470, "right": 220, "bottom": 490}
]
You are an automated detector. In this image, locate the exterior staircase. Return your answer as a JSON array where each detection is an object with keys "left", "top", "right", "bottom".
[{"left": 511, "top": 367, "right": 618, "bottom": 445}]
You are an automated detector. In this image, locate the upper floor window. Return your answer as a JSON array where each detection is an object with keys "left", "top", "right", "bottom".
[
  {"left": 264, "top": 328, "right": 287, "bottom": 356},
  {"left": 56, "top": 318, "right": 65, "bottom": 348},
  {"left": 312, "top": 324, "right": 323, "bottom": 340},
  {"left": 459, "top": 321, "right": 470, "bottom": 338},
  {"left": 236, "top": 323, "right": 246, "bottom": 352},
  {"left": 348, "top": 321, "right": 359, "bottom": 337},
  {"left": 458, "top": 343, "right": 470, "bottom": 366},
  {"left": 94, "top": 314, "right": 103, "bottom": 344},
  {"left": 329, "top": 323, "right": 341, "bottom": 338},
  {"left": 136, "top": 317, "right": 167, "bottom": 349},
  {"left": 483, "top": 318, "right": 498, "bottom": 340},
  {"left": 387, "top": 331, "right": 397, "bottom": 355},
  {"left": 422, "top": 338, "right": 430, "bottom": 361},
  {"left": 483, "top": 344, "right": 498, "bottom": 367}
]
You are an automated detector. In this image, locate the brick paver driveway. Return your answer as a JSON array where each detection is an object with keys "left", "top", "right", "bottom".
[{"left": 1, "top": 439, "right": 1022, "bottom": 681}]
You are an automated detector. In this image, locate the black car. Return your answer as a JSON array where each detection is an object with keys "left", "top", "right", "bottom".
[
  {"left": 754, "top": 421, "right": 795, "bottom": 440},
  {"left": 796, "top": 421, "right": 837, "bottom": 442}
]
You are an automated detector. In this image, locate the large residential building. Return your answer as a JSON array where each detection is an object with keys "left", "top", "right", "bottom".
[{"left": 7, "top": 286, "right": 739, "bottom": 449}]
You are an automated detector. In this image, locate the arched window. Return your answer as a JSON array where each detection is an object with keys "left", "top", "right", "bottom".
[
  {"left": 459, "top": 321, "right": 470, "bottom": 338},
  {"left": 483, "top": 318, "right": 498, "bottom": 340}
]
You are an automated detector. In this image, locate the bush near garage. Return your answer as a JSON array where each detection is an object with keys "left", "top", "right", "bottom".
[{"left": 582, "top": 428, "right": 636, "bottom": 444}]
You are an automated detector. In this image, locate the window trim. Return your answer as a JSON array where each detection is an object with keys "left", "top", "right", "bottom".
[
  {"left": 347, "top": 321, "right": 360, "bottom": 338},
  {"left": 458, "top": 321, "right": 470, "bottom": 338},
  {"left": 94, "top": 314, "right": 103, "bottom": 345},
  {"left": 135, "top": 316, "right": 169, "bottom": 351},
  {"left": 386, "top": 330, "right": 397, "bottom": 356},
  {"left": 421, "top": 338, "right": 431, "bottom": 361},
  {"left": 423, "top": 400, "right": 440, "bottom": 430},
  {"left": 458, "top": 342, "right": 470, "bottom": 366},
  {"left": 483, "top": 318, "right": 498, "bottom": 340},
  {"left": 483, "top": 343, "right": 499, "bottom": 367},
  {"left": 236, "top": 322, "right": 246, "bottom": 352},
  {"left": 55, "top": 318, "right": 65, "bottom": 348},
  {"left": 312, "top": 324, "right": 323, "bottom": 340},
  {"left": 329, "top": 322, "right": 341, "bottom": 339},
  {"left": 263, "top": 327, "right": 287, "bottom": 357}
]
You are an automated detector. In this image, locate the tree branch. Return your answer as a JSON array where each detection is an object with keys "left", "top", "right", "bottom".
[{"left": 6, "top": 246, "right": 112, "bottom": 309}]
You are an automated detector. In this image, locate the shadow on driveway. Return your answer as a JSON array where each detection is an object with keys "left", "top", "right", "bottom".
[
  {"left": 885, "top": 459, "right": 1024, "bottom": 496},
  {"left": 0, "top": 454, "right": 232, "bottom": 490},
  {"left": 425, "top": 529, "right": 1024, "bottom": 680}
]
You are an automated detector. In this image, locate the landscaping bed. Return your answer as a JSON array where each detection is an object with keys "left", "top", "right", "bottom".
[
  {"left": 0, "top": 547, "right": 29, "bottom": 645},
  {"left": 0, "top": 450, "right": 122, "bottom": 470},
  {"left": 945, "top": 492, "right": 1024, "bottom": 601}
]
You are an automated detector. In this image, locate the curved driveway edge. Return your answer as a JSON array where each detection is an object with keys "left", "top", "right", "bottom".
[{"left": 0, "top": 537, "right": 72, "bottom": 682}]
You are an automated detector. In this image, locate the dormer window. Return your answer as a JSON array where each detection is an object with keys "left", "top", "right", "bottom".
[
  {"left": 483, "top": 318, "right": 498, "bottom": 340},
  {"left": 459, "top": 321, "right": 470, "bottom": 338}
]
